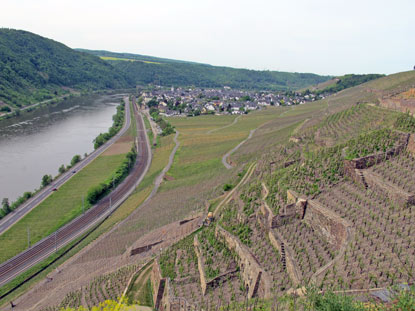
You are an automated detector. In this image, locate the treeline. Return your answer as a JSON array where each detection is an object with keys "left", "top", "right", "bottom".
[
  {"left": 147, "top": 99, "right": 175, "bottom": 136},
  {"left": 0, "top": 29, "right": 131, "bottom": 109},
  {"left": 86, "top": 147, "right": 137, "bottom": 205},
  {"left": 81, "top": 49, "right": 332, "bottom": 91},
  {"left": 313, "top": 74, "right": 384, "bottom": 95},
  {"left": 93, "top": 101, "right": 125, "bottom": 149}
]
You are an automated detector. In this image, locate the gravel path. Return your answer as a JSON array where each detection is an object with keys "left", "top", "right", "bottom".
[{"left": 222, "top": 129, "right": 256, "bottom": 169}]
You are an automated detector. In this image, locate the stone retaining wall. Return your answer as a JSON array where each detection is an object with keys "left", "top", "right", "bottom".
[
  {"left": 344, "top": 134, "right": 409, "bottom": 173},
  {"left": 304, "top": 200, "right": 349, "bottom": 250},
  {"left": 151, "top": 260, "right": 166, "bottom": 310},
  {"left": 268, "top": 230, "right": 301, "bottom": 286},
  {"left": 215, "top": 226, "right": 271, "bottom": 299},
  {"left": 362, "top": 170, "right": 415, "bottom": 206},
  {"left": 407, "top": 134, "right": 415, "bottom": 155},
  {"left": 379, "top": 97, "right": 415, "bottom": 115}
]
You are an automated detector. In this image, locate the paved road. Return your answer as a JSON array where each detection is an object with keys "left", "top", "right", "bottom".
[
  {"left": 0, "top": 98, "right": 151, "bottom": 288},
  {"left": 0, "top": 98, "right": 131, "bottom": 236}
]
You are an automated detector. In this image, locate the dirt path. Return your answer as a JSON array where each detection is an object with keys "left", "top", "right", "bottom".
[
  {"left": 142, "top": 109, "right": 158, "bottom": 146},
  {"left": 213, "top": 163, "right": 256, "bottom": 217},
  {"left": 149, "top": 130, "right": 179, "bottom": 198},
  {"left": 207, "top": 115, "right": 241, "bottom": 134},
  {"left": 222, "top": 129, "right": 256, "bottom": 169}
]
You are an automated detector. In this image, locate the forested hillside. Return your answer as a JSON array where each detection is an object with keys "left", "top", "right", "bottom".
[
  {"left": 0, "top": 29, "right": 131, "bottom": 109},
  {"left": 81, "top": 49, "right": 333, "bottom": 91}
]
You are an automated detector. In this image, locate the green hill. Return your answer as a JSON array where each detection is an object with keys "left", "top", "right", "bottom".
[
  {"left": 80, "top": 49, "right": 333, "bottom": 91},
  {"left": 0, "top": 29, "right": 131, "bottom": 109},
  {"left": 305, "top": 73, "right": 385, "bottom": 94}
]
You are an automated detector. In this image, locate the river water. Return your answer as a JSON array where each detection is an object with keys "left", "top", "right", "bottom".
[{"left": 0, "top": 93, "right": 125, "bottom": 203}]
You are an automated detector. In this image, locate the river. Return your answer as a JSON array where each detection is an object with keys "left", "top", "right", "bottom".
[{"left": 0, "top": 93, "right": 126, "bottom": 203}]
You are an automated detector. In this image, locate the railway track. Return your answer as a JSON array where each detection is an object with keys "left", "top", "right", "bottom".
[{"left": 0, "top": 98, "right": 151, "bottom": 289}]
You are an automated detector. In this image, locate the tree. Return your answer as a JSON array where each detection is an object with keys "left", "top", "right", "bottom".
[
  {"left": 41, "top": 174, "right": 52, "bottom": 188},
  {"left": 2, "top": 198, "right": 11, "bottom": 214},
  {"left": 70, "top": 154, "right": 81, "bottom": 167},
  {"left": 58, "top": 164, "right": 66, "bottom": 174}
]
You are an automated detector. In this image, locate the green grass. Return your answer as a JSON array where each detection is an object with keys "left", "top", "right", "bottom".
[
  {"left": 0, "top": 153, "right": 128, "bottom": 263},
  {"left": 142, "top": 113, "right": 154, "bottom": 147},
  {"left": 164, "top": 108, "right": 287, "bottom": 191},
  {"left": 0, "top": 102, "right": 137, "bottom": 264},
  {"left": 126, "top": 267, "right": 153, "bottom": 307}
]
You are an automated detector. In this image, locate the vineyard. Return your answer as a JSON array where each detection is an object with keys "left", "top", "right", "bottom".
[
  {"left": 41, "top": 265, "right": 140, "bottom": 311},
  {"left": 315, "top": 181, "right": 415, "bottom": 289},
  {"left": 370, "top": 151, "right": 415, "bottom": 193},
  {"left": 145, "top": 101, "right": 415, "bottom": 309},
  {"left": 276, "top": 219, "right": 337, "bottom": 283},
  {"left": 6, "top": 72, "right": 415, "bottom": 311}
]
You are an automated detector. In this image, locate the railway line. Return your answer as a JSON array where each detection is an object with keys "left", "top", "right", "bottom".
[
  {"left": 0, "top": 97, "right": 131, "bottom": 236},
  {"left": 0, "top": 98, "right": 151, "bottom": 289}
]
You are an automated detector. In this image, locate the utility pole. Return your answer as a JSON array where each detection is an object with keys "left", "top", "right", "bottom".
[
  {"left": 110, "top": 197, "right": 112, "bottom": 209},
  {"left": 27, "top": 227, "right": 30, "bottom": 248}
]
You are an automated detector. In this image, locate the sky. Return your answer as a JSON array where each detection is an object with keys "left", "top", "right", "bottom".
[{"left": 1, "top": 0, "right": 414, "bottom": 76}]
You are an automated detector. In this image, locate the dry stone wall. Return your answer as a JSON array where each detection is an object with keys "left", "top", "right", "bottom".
[
  {"left": 304, "top": 200, "right": 349, "bottom": 250},
  {"left": 151, "top": 260, "right": 166, "bottom": 310},
  {"left": 407, "top": 134, "right": 415, "bottom": 155},
  {"left": 379, "top": 97, "right": 415, "bottom": 115},
  {"left": 215, "top": 226, "right": 271, "bottom": 299},
  {"left": 362, "top": 170, "right": 415, "bottom": 206}
]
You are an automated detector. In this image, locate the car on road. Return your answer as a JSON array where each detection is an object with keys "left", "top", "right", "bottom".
[
  {"left": 72, "top": 170, "right": 76, "bottom": 174},
  {"left": 52, "top": 188, "right": 58, "bottom": 191}
]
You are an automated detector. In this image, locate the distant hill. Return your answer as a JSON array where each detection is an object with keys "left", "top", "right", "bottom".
[
  {"left": 305, "top": 73, "right": 385, "bottom": 94},
  {"left": 80, "top": 49, "right": 333, "bottom": 91},
  {"left": 0, "top": 29, "right": 131, "bottom": 109}
]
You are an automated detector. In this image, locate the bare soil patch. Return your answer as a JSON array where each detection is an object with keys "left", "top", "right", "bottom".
[{"left": 103, "top": 136, "right": 133, "bottom": 156}]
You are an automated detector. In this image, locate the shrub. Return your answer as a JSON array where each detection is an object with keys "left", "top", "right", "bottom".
[{"left": 223, "top": 184, "right": 233, "bottom": 191}]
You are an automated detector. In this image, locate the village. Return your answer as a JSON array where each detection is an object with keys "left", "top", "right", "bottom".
[{"left": 140, "top": 86, "right": 328, "bottom": 116}]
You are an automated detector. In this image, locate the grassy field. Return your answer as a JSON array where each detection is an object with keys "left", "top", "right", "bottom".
[
  {"left": 100, "top": 56, "right": 160, "bottom": 64},
  {"left": 164, "top": 108, "right": 288, "bottom": 190},
  {"left": 0, "top": 105, "right": 136, "bottom": 264}
]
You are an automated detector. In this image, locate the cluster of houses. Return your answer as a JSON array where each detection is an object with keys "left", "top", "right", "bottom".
[{"left": 140, "top": 86, "right": 327, "bottom": 117}]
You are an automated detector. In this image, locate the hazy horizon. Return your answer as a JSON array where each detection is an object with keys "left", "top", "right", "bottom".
[{"left": 1, "top": 0, "right": 414, "bottom": 76}]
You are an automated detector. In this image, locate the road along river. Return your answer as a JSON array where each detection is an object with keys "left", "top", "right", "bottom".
[{"left": 0, "top": 93, "right": 126, "bottom": 203}]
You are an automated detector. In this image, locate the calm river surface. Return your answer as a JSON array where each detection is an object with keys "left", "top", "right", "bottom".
[{"left": 0, "top": 93, "right": 125, "bottom": 202}]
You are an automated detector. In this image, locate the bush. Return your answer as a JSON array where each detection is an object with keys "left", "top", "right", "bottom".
[
  {"left": 70, "top": 154, "right": 81, "bottom": 167},
  {"left": 223, "top": 184, "right": 233, "bottom": 191}
]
